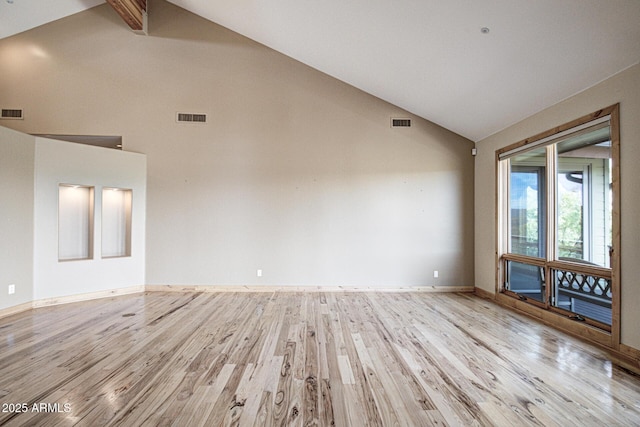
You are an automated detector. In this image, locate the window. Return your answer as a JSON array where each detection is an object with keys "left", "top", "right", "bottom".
[
  {"left": 496, "top": 105, "right": 619, "bottom": 342},
  {"left": 509, "top": 148, "right": 546, "bottom": 259}
]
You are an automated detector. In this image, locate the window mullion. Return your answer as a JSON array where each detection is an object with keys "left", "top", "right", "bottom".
[
  {"left": 545, "top": 144, "right": 557, "bottom": 307},
  {"left": 546, "top": 144, "right": 557, "bottom": 264}
]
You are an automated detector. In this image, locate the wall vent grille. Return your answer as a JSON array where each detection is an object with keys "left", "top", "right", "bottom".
[
  {"left": 1, "top": 109, "right": 24, "bottom": 120},
  {"left": 391, "top": 118, "right": 411, "bottom": 128},
  {"left": 176, "top": 112, "right": 207, "bottom": 123}
]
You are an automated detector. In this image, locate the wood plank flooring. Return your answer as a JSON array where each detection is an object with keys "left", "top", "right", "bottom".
[{"left": 1, "top": 291, "right": 639, "bottom": 426}]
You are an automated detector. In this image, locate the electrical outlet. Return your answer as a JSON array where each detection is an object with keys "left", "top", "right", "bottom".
[
  {"left": 433, "top": 270, "right": 439, "bottom": 278},
  {"left": 257, "top": 269, "right": 262, "bottom": 277},
  {"left": 8, "top": 284, "right": 15, "bottom": 295}
]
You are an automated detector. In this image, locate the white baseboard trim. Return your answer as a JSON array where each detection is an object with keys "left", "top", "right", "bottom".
[
  {"left": 0, "top": 284, "right": 473, "bottom": 319},
  {"left": 0, "top": 301, "right": 33, "bottom": 320},
  {"left": 0, "top": 286, "right": 145, "bottom": 319},
  {"left": 144, "top": 284, "right": 475, "bottom": 293},
  {"left": 31, "top": 285, "right": 146, "bottom": 308}
]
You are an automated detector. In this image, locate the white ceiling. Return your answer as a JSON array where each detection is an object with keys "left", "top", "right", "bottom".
[{"left": 1, "top": 0, "right": 639, "bottom": 141}]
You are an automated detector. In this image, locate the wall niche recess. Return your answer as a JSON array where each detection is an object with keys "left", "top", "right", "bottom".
[
  {"left": 102, "top": 188, "right": 132, "bottom": 258},
  {"left": 58, "top": 184, "right": 94, "bottom": 261}
]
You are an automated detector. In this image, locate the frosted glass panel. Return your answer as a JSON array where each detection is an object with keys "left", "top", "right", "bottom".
[
  {"left": 102, "top": 188, "right": 132, "bottom": 257},
  {"left": 59, "top": 185, "right": 94, "bottom": 260}
]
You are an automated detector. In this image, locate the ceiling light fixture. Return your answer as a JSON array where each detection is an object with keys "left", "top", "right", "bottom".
[
  {"left": 6, "top": 0, "right": 14, "bottom": 4},
  {"left": 480, "top": 27, "right": 490, "bottom": 34}
]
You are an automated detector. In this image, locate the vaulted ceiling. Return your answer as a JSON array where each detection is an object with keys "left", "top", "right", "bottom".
[{"left": 1, "top": 0, "right": 639, "bottom": 141}]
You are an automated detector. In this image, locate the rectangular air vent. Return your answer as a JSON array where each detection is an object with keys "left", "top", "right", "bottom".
[
  {"left": 391, "top": 118, "right": 411, "bottom": 128},
  {"left": 391, "top": 119, "right": 411, "bottom": 128},
  {"left": 176, "top": 112, "right": 207, "bottom": 123},
  {"left": 1, "top": 109, "right": 23, "bottom": 120}
]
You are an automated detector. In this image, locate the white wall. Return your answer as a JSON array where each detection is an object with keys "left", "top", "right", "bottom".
[
  {"left": 0, "top": 1, "right": 475, "bottom": 289},
  {"left": 0, "top": 126, "right": 35, "bottom": 311},
  {"left": 33, "top": 137, "right": 146, "bottom": 300},
  {"left": 474, "top": 63, "right": 640, "bottom": 350}
]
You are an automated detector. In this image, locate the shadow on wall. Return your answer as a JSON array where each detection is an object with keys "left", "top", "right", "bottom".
[{"left": 148, "top": 0, "right": 252, "bottom": 45}]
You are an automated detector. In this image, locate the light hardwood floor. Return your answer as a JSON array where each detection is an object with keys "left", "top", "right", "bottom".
[{"left": 1, "top": 291, "right": 639, "bottom": 426}]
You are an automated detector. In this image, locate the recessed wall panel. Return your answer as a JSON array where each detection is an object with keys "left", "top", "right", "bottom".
[
  {"left": 102, "top": 188, "right": 132, "bottom": 258},
  {"left": 58, "top": 185, "right": 94, "bottom": 261}
]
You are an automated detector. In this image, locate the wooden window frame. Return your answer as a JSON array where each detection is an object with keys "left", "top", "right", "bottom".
[{"left": 495, "top": 104, "right": 620, "bottom": 350}]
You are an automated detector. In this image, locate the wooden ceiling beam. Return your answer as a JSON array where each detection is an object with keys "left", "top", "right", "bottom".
[{"left": 106, "top": 0, "right": 147, "bottom": 34}]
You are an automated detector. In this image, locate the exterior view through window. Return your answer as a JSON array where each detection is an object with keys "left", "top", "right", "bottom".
[{"left": 497, "top": 105, "right": 619, "bottom": 337}]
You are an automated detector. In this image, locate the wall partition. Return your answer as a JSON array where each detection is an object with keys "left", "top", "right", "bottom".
[{"left": 33, "top": 136, "right": 146, "bottom": 302}]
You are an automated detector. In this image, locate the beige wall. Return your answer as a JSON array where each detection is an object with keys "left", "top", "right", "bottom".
[
  {"left": 0, "top": 126, "right": 34, "bottom": 311},
  {"left": 0, "top": 1, "right": 474, "bottom": 288},
  {"left": 475, "top": 63, "right": 640, "bottom": 350}
]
